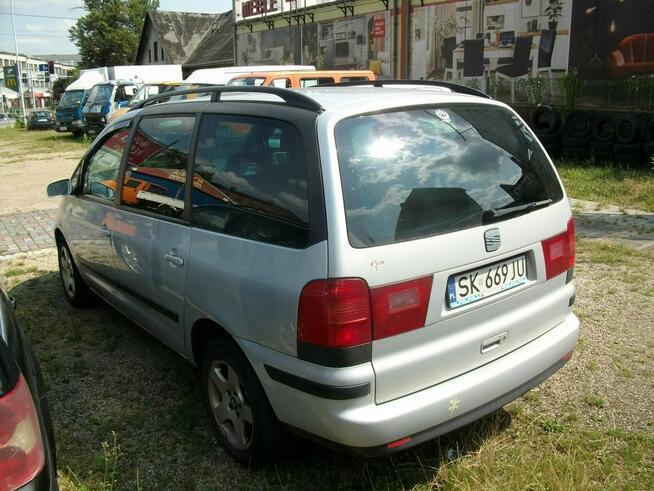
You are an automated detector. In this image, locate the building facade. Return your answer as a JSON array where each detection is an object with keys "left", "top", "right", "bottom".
[
  {"left": 0, "top": 51, "right": 76, "bottom": 108},
  {"left": 135, "top": 10, "right": 234, "bottom": 76},
  {"left": 233, "top": 0, "right": 654, "bottom": 107}
]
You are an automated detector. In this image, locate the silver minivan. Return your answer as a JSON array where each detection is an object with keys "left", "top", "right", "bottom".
[{"left": 48, "top": 83, "right": 579, "bottom": 464}]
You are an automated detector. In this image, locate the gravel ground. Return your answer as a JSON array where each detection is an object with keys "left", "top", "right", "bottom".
[
  {"left": 0, "top": 134, "right": 82, "bottom": 214},
  {"left": 524, "top": 242, "right": 654, "bottom": 431}
]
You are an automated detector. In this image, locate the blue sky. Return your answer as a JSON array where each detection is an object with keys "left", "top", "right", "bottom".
[{"left": 0, "top": 0, "right": 232, "bottom": 56}]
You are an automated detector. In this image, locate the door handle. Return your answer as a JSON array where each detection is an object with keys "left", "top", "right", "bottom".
[
  {"left": 481, "top": 332, "right": 508, "bottom": 354},
  {"left": 165, "top": 252, "right": 184, "bottom": 267},
  {"left": 101, "top": 224, "right": 111, "bottom": 237}
]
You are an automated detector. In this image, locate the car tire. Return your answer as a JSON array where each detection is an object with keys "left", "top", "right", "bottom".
[
  {"left": 543, "top": 144, "right": 562, "bottom": 159},
  {"left": 562, "top": 146, "right": 589, "bottom": 160},
  {"left": 646, "top": 119, "right": 654, "bottom": 143},
  {"left": 57, "top": 238, "right": 93, "bottom": 308},
  {"left": 563, "top": 110, "right": 593, "bottom": 138},
  {"left": 615, "top": 115, "right": 643, "bottom": 144},
  {"left": 591, "top": 115, "right": 616, "bottom": 142},
  {"left": 613, "top": 143, "right": 642, "bottom": 155},
  {"left": 202, "top": 336, "right": 286, "bottom": 466},
  {"left": 562, "top": 135, "right": 589, "bottom": 149},
  {"left": 591, "top": 141, "right": 613, "bottom": 154},
  {"left": 536, "top": 131, "right": 562, "bottom": 146},
  {"left": 72, "top": 130, "right": 83, "bottom": 137},
  {"left": 530, "top": 105, "right": 561, "bottom": 135},
  {"left": 644, "top": 142, "right": 654, "bottom": 157}
]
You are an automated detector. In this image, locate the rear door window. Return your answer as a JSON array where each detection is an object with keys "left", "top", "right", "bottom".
[
  {"left": 122, "top": 116, "right": 196, "bottom": 219},
  {"left": 335, "top": 104, "right": 563, "bottom": 247},
  {"left": 191, "top": 114, "right": 309, "bottom": 248}
]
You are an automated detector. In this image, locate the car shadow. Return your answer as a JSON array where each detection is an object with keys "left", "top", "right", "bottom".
[{"left": 9, "top": 270, "right": 514, "bottom": 489}]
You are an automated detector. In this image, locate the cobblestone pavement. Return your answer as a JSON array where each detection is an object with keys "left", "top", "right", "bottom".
[{"left": 0, "top": 209, "right": 57, "bottom": 255}]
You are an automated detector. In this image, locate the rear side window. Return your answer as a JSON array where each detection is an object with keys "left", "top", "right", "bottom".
[
  {"left": 191, "top": 114, "right": 309, "bottom": 248},
  {"left": 335, "top": 105, "right": 563, "bottom": 248},
  {"left": 300, "top": 77, "right": 335, "bottom": 87},
  {"left": 82, "top": 128, "right": 130, "bottom": 201},
  {"left": 122, "top": 116, "right": 195, "bottom": 219}
]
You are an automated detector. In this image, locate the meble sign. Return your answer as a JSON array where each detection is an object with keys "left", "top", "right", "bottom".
[{"left": 235, "top": 0, "right": 336, "bottom": 22}]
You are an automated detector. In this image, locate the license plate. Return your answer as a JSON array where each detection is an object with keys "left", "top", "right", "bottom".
[
  {"left": 38, "top": 119, "right": 47, "bottom": 122},
  {"left": 447, "top": 255, "right": 527, "bottom": 308},
  {"left": 59, "top": 125, "right": 67, "bottom": 131}
]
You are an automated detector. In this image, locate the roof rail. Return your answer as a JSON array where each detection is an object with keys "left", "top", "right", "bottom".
[
  {"left": 130, "top": 86, "right": 324, "bottom": 112},
  {"left": 317, "top": 79, "right": 492, "bottom": 99}
]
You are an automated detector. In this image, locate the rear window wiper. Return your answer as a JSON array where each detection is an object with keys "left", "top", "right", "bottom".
[{"left": 483, "top": 199, "right": 553, "bottom": 223}]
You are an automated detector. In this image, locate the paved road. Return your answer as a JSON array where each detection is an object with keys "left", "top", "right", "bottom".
[{"left": 0, "top": 208, "right": 57, "bottom": 255}]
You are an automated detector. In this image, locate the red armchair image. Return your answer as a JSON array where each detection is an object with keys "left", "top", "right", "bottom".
[{"left": 608, "top": 33, "right": 654, "bottom": 78}]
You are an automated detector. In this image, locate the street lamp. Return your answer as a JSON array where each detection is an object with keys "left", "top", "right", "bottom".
[{"left": 9, "top": 0, "right": 27, "bottom": 126}]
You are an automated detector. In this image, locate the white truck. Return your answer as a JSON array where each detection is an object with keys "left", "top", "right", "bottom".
[{"left": 81, "top": 65, "right": 183, "bottom": 133}]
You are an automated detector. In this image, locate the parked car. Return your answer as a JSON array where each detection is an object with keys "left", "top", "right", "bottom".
[
  {"left": 27, "top": 111, "right": 55, "bottom": 130},
  {"left": 47, "top": 82, "right": 578, "bottom": 464},
  {"left": 0, "top": 113, "right": 13, "bottom": 129},
  {"left": 0, "top": 279, "right": 58, "bottom": 490},
  {"left": 227, "top": 70, "right": 376, "bottom": 88}
]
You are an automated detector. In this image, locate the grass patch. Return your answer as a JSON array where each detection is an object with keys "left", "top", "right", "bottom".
[
  {"left": 583, "top": 393, "right": 606, "bottom": 409},
  {"left": 556, "top": 160, "right": 654, "bottom": 212},
  {"left": 576, "top": 238, "right": 654, "bottom": 266},
  {"left": 0, "top": 127, "right": 89, "bottom": 161}
]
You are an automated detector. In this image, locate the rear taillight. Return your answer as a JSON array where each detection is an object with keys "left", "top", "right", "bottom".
[
  {"left": 298, "top": 279, "right": 372, "bottom": 348},
  {"left": 542, "top": 218, "right": 576, "bottom": 280},
  {"left": 371, "top": 276, "right": 433, "bottom": 340},
  {"left": 0, "top": 374, "right": 45, "bottom": 491},
  {"left": 298, "top": 276, "right": 433, "bottom": 363}
]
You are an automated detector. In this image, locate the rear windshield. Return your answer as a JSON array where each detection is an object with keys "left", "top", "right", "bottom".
[{"left": 335, "top": 104, "right": 563, "bottom": 248}]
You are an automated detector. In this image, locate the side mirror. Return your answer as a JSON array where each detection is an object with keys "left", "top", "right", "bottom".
[
  {"left": 117, "top": 101, "right": 129, "bottom": 108},
  {"left": 47, "top": 178, "right": 72, "bottom": 197}
]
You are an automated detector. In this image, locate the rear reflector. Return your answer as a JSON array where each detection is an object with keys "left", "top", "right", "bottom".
[
  {"left": 298, "top": 278, "right": 372, "bottom": 348},
  {"left": 541, "top": 218, "right": 575, "bottom": 280},
  {"left": 0, "top": 374, "right": 45, "bottom": 491},
  {"left": 371, "top": 276, "right": 433, "bottom": 340},
  {"left": 386, "top": 436, "right": 412, "bottom": 449}
]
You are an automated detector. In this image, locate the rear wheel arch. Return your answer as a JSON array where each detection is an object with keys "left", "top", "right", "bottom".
[{"left": 191, "top": 318, "right": 233, "bottom": 366}]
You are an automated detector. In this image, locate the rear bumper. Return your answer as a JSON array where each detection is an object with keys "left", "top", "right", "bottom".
[{"left": 240, "top": 312, "right": 579, "bottom": 452}]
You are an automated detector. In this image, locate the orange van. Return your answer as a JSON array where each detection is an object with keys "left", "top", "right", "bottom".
[{"left": 227, "top": 70, "right": 375, "bottom": 88}]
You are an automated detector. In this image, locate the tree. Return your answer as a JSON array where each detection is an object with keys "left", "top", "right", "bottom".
[{"left": 69, "top": 0, "right": 159, "bottom": 68}]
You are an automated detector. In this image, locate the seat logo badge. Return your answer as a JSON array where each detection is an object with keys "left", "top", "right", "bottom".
[
  {"left": 449, "top": 397, "right": 460, "bottom": 416},
  {"left": 370, "top": 259, "right": 385, "bottom": 271},
  {"left": 484, "top": 228, "right": 501, "bottom": 252}
]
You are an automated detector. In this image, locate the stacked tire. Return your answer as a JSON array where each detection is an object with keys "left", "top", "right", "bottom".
[
  {"left": 530, "top": 105, "right": 562, "bottom": 159},
  {"left": 646, "top": 120, "right": 654, "bottom": 164},
  {"left": 562, "top": 110, "right": 594, "bottom": 161},
  {"left": 528, "top": 106, "right": 653, "bottom": 168},
  {"left": 591, "top": 114, "right": 616, "bottom": 164}
]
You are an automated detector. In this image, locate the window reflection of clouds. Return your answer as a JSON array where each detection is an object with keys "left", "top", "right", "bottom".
[{"left": 336, "top": 105, "right": 558, "bottom": 247}]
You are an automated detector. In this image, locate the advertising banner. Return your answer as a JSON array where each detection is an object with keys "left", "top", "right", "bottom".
[
  {"left": 237, "top": 10, "right": 392, "bottom": 78},
  {"left": 3, "top": 65, "right": 20, "bottom": 92},
  {"left": 235, "top": 0, "right": 337, "bottom": 23}
]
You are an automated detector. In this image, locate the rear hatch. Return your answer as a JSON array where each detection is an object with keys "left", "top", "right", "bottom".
[{"left": 332, "top": 103, "right": 574, "bottom": 403}]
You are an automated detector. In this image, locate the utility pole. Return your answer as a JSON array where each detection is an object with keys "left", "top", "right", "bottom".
[
  {"left": 25, "top": 55, "right": 36, "bottom": 109},
  {"left": 10, "top": 0, "right": 27, "bottom": 125}
]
